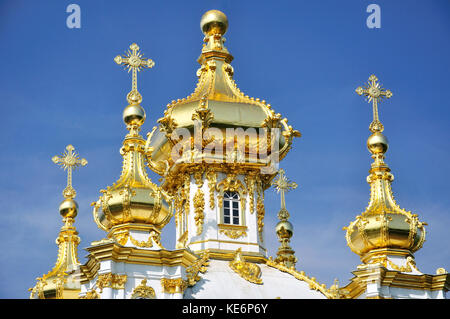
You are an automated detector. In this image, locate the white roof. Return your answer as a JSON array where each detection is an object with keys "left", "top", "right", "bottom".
[{"left": 185, "top": 259, "right": 327, "bottom": 299}]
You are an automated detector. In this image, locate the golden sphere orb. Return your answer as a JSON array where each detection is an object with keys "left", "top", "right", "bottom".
[
  {"left": 123, "top": 104, "right": 146, "bottom": 126},
  {"left": 59, "top": 198, "right": 78, "bottom": 219},
  {"left": 367, "top": 132, "right": 389, "bottom": 154},
  {"left": 276, "top": 220, "right": 293, "bottom": 238},
  {"left": 200, "top": 10, "right": 228, "bottom": 36}
]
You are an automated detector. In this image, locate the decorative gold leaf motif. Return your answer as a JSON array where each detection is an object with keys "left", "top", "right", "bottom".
[
  {"left": 160, "top": 278, "right": 187, "bottom": 294},
  {"left": 131, "top": 279, "right": 156, "bottom": 299},
  {"left": 229, "top": 248, "right": 262, "bottom": 285},
  {"left": 97, "top": 273, "right": 127, "bottom": 291},
  {"left": 206, "top": 169, "right": 217, "bottom": 209},
  {"left": 185, "top": 252, "right": 210, "bottom": 286},
  {"left": 193, "top": 189, "right": 205, "bottom": 236}
]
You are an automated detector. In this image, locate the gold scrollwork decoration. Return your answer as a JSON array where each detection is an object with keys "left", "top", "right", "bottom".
[
  {"left": 97, "top": 273, "right": 127, "bottom": 291},
  {"left": 244, "top": 174, "right": 256, "bottom": 214},
  {"left": 256, "top": 197, "right": 265, "bottom": 241},
  {"left": 186, "top": 252, "right": 210, "bottom": 286},
  {"left": 206, "top": 169, "right": 217, "bottom": 209},
  {"left": 218, "top": 224, "right": 248, "bottom": 239},
  {"left": 160, "top": 278, "right": 187, "bottom": 294},
  {"left": 229, "top": 248, "right": 263, "bottom": 285},
  {"left": 79, "top": 288, "right": 100, "bottom": 299},
  {"left": 193, "top": 189, "right": 205, "bottom": 236},
  {"left": 131, "top": 279, "right": 156, "bottom": 299}
]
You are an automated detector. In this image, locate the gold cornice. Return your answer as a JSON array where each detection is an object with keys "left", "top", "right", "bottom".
[
  {"left": 162, "top": 165, "right": 276, "bottom": 193},
  {"left": 192, "top": 248, "right": 267, "bottom": 263},
  {"left": 79, "top": 243, "right": 198, "bottom": 283},
  {"left": 340, "top": 265, "right": 450, "bottom": 298}
]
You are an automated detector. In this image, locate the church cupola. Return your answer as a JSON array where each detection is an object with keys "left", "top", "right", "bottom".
[
  {"left": 91, "top": 44, "right": 172, "bottom": 249},
  {"left": 29, "top": 145, "right": 87, "bottom": 299},
  {"left": 144, "top": 10, "right": 301, "bottom": 259},
  {"left": 344, "top": 75, "right": 426, "bottom": 269}
]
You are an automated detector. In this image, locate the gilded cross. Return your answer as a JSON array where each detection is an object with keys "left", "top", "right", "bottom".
[
  {"left": 271, "top": 169, "right": 297, "bottom": 220},
  {"left": 356, "top": 74, "right": 393, "bottom": 133},
  {"left": 114, "top": 43, "right": 155, "bottom": 105},
  {"left": 52, "top": 145, "right": 87, "bottom": 199}
]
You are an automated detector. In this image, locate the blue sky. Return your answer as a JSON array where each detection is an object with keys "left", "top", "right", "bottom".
[{"left": 0, "top": 0, "right": 449, "bottom": 298}]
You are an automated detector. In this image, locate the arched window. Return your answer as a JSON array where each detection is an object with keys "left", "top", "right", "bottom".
[{"left": 223, "top": 191, "right": 240, "bottom": 225}]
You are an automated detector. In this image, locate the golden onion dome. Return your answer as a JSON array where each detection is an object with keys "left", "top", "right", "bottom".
[
  {"left": 92, "top": 43, "right": 172, "bottom": 236},
  {"left": 92, "top": 127, "right": 172, "bottom": 234},
  {"left": 30, "top": 146, "right": 84, "bottom": 299},
  {"left": 344, "top": 122, "right": 426, "bottom": 263},
  {"left": 344, "top": 75, "right": 427, "bottom": 263},
  {"left": 146, "top": 10, "right": 300, "bottom": 181}
]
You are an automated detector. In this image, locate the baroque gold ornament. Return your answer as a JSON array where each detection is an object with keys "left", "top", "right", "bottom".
[
  {"left": 355, "top": 74, "right": 393, "bottom": 133},
  {"left": 271, "top": 169, "right": 298, "bottom": 269},
  {"left": 185, "top": 252, "right": 210, "bottom": 286},
  {"left": 344, "top": 75, "right": 426, "bottom": 264},
  {"left": 52, "top": 144, "right": 87, "bottom": 199},
  {"left": 91, "top": 44, "right": 172, "bottom": 238},
  {"left": 131, "top": 279, "right": 156, "bottom": 299},
  {"left": 145, "top": 10, "right": 300, "bottom": 191},
  {"left": 97, "top": 273, "right": 127, "bottom": 291},
  {"left": 114, "top": 43, "right": 155, "bottom": 107},
  {"left": 193, "top": 189, "right": 205, "bottom": 236},
  {"left": 160, "top": 278, "right": 187, "bottom": 294},
  {"left": 229, "top": 248, "right": 263, "bottom": 284}
]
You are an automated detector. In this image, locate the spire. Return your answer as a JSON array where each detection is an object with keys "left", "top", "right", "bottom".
[
  {"left": 91, "top": 44, "right": 172, "bottom": 245},
  {"left": 271, "top": 169, "right": 298, "bottom": 269},
  {"left": 29, "top": 145, "right": 87, "bottom": 299},
  {"left": 344, "top": 75, "right": 426, "bottom": 266},
  {"left": 114, "top": 43, "right": 155, "bottom": 136}
]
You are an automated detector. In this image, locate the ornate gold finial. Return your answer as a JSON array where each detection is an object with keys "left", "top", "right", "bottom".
[
  {"left": 115, "top": 43, "right": 155, "bottom": 106},
  {"left": 229, "top": 248, "right": 263, "bottom": 284},
  {"left": 200, "top": 10, "right": 228, "bottom": 36},
  {"left": 344, "top": 77, "right": 427, "bottom": 264},
  {"left": 272, "top": 168, "right": 297, "bottom": 220},
  {"left": 271, "top": 169, "right": 298, "bottom": 268},
  {"left": 52, "top": 145, "right": 87, "bottom": 199},
  {"left": 356, "top": 74, "right": 393, "bottom": 133}
]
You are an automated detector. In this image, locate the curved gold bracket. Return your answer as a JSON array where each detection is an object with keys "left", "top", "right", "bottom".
[{"left": 91, "top": 201, "right": 108, "bottom": 232}]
